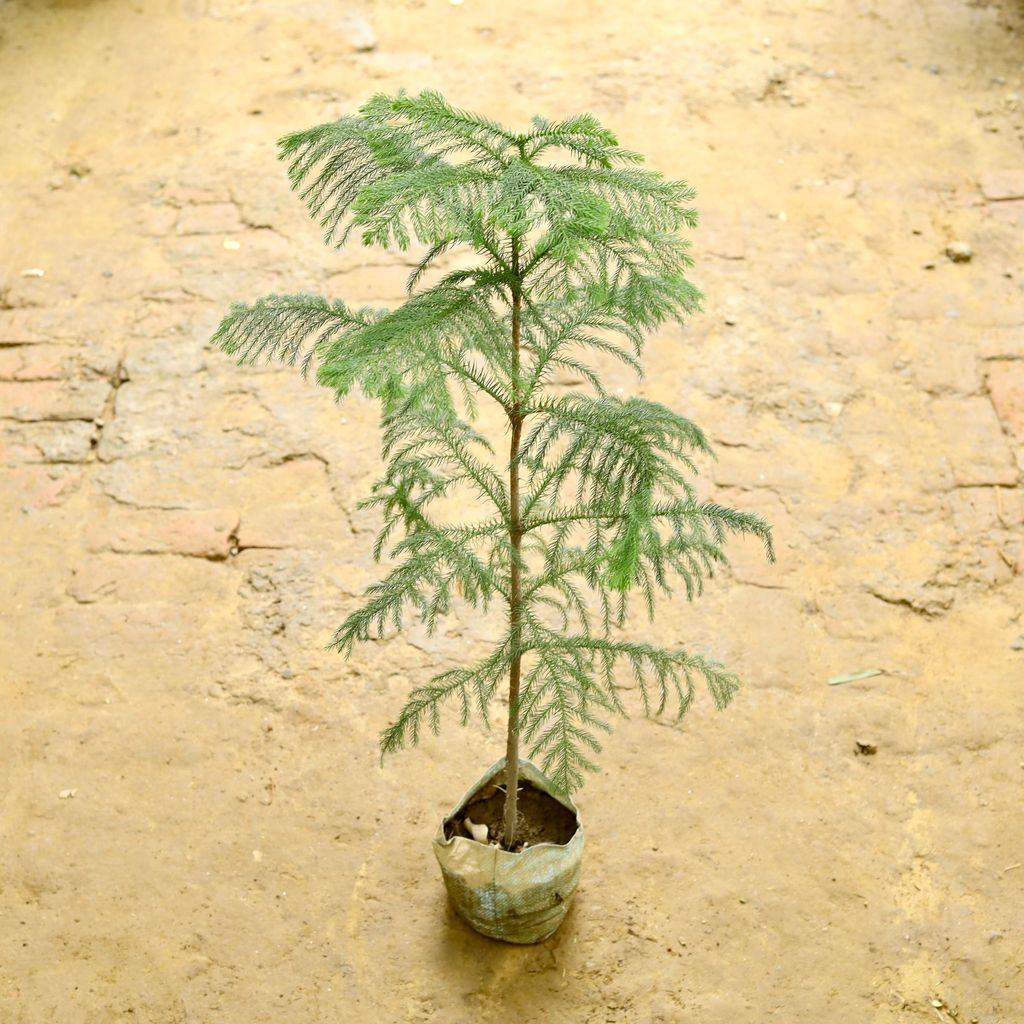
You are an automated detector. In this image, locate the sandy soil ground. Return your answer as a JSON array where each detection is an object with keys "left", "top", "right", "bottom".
[{"left": 2, "top": 1, "right": 1023, "bottom": 1021}]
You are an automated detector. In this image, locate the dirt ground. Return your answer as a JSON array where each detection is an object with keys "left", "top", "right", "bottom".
[{"left": 2, "top": 0, "right": 1023, "bottom": 1021}]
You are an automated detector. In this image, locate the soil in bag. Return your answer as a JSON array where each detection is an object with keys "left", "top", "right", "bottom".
[{"left": 443, "top": 779, "right": 578, "bottom": 852}]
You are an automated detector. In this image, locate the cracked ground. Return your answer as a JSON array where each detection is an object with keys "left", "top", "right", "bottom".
[{"left": 1, "top": 1, "right": 1023, "bottom": 1022}]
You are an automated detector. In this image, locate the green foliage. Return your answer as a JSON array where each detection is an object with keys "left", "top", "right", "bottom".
[{"left": 213, "top": 90, "right": 774, "bottom": 796}]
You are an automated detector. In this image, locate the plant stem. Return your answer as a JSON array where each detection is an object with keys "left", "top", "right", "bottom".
[{"left": 503, "top": 237, "right": 524, "bottom": 850}]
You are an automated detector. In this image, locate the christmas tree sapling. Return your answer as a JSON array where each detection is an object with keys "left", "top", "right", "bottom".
[{"left": 213, "top": 91, "right": 774, "bottom": 851}]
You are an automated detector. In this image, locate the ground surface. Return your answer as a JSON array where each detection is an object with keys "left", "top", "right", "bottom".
[{"left": 2, "top": 1, "right": 1024, "bottom": 1021}]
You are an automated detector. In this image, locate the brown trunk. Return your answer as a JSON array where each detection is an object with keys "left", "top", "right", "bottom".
[{"left": 503, "top": 239, "right": 524, "bottom": 849}]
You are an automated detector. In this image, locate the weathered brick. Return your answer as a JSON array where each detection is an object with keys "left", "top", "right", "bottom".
[
  {"left": 86, "top": 508, "right": 240, "bottom": 559},
  {"left": 893, "top": 288, "right": 948, "bottom": 321},
  {"left": 817, "top": 591, "right": 896, "bottom": 641},
  {"left": 946, "top": 486, "right": 1022, "bottom": 535},
  {"left": 0, "top": 422, "right": 96, "bottom": 464},
  {"left": 699, "top": 212, "right": 747, "bottom": 260},
  {"left": 987, "top": 362, "right": 1024, "bottom": 443},
  {"left": 979, "top": 170, "right": 1024, "bottom": 201},
  {"left": 176, "top": 202, "right": 243, "bottom": 235},
  {"left": 0, "top": 344, "right": 111, "bottom": 382},
  {"left": 913, "top": 342, "right": 978, "bottom": 395},
  {"left": 989, "top": 199, "right": 1024, "bottom": 227},
  {"left": 237, "top": 457, "right": 344, "bottom": 549},
  {"left": 325, "top": 265, "right": 410, "bottom": 303},
  {"left": 67, "top": 559, "right": 122, "bottom": 604},
  {"left": 0, "top": 465, "right": 83, "bottom": 509},
  {"left": 869, "top": 578, "right": 955, "bottom": 617},
  {"left": 237, "top": 505, "right": 310, "bottom": 550},
  {"left": 162, "top": 183, "right": 232, "bottom": 205},
  {"left": 137, "top": 203, "right": 178, "bottom": 237},
  {"left": 338, "top": 11, "right": 377, "bottom": 50},
  {"left": 977, "top": 328, "right": 1024, "bottom": 360},
  {"left": 0, "top": 307, "right": 130, "bottom": 347},
  {"left": 0, "top": 380, "right": 110, "bottom": 421},
  {"left": 0, "top": 350, "right": 23, "bottom": 379},
  {"left": 948, "top": 488, "right": 1002, "bottom": 535},
  {"left": 10, "top": 349, "right": 72, "bottom": 380},
  {"left": 0, "top": 310, "right": 51, "bottom": 345},
  {"left": 931, "top": 397, "right": 1019, "bottom": 486}
]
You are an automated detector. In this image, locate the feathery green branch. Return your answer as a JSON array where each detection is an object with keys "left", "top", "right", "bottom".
[{"left": 212, "top": 91, "right": 774, "bottom": 816}]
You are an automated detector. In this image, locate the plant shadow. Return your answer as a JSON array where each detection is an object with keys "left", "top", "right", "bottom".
[{"left": 429, "top": 895, "right": 582, "bottom": 1012}]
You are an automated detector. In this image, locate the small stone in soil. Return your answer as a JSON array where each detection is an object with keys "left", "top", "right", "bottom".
[
  {"left": 462, "top": 817, "right": 489, "bottom": 843},
  {"left": 945, "top": 241, "right": 972, "bottom": 263}
]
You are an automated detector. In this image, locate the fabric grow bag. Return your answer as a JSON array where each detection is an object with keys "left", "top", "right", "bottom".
[{"left": 433, "top": 757, "right": 584, "bottom": 944}]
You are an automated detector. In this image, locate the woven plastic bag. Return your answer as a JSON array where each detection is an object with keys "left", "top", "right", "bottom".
[{"left": 433, "top": 757, "right": 584, "bottom": 944}]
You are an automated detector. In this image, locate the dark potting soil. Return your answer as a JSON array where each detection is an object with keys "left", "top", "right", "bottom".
[{"left": 444, "top": 779, "right": 578, "bottom": 852}]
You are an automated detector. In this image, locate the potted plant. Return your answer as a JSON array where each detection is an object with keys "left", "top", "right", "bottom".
[{"left": 212, "top": 91, "right": 774, "bottom": 944}]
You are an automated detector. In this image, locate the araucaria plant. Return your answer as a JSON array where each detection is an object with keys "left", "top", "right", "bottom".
[{"left": 214, "top": 91, "right": 773, "bottom": 850}]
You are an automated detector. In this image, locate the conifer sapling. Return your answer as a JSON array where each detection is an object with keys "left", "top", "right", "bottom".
[{"left": 213, "top": 91, "right": 774, "bottom": 850}]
